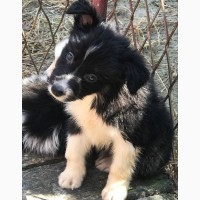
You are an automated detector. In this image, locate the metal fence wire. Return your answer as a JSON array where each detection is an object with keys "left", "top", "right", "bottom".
[{"left": 22, "top": 0, "right": 178, "bottom": 183}]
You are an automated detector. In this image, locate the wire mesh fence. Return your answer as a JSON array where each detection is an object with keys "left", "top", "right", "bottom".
[{"left": 22, "top": 0, "right": 178, "bottom": 184}]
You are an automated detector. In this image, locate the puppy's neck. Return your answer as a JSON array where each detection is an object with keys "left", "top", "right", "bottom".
[{"left": 66, "top": 94, "right": 97, "bottom": 114}]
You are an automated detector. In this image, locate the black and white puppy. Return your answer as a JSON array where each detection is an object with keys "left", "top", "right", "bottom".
[{"left": 46, "top": 0, "right": 174, "bottom": 199}]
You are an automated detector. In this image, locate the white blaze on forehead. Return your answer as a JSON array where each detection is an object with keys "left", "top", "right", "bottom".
[
  {"left": 55, "top": 38, "right": 69, "bottom": 59},
  {"left": 84, "top": 43, "right": 102, "bottom": 60},
  {"left": 45, "top": 38, "right": 69, "bottom": 77}
]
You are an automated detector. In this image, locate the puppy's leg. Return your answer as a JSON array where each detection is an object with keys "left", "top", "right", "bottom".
[
  {"left": 95, "top": 150, "right": 112, "bottom": 173},
  {"left": 96, "top": 155, "right": 112, "bottom": 173},
  {"left": 58, "top": 133, "right": 91, "bottom": 190},
  {"left": 102, "top": 135, "right": 140, "bottom": 200}
]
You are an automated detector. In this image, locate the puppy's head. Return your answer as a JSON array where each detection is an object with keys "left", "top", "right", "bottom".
[{"left": 48, "top": 0, "right": 149, "bottom": 103}]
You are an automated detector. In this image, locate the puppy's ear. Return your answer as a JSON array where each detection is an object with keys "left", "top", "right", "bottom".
[
  {"left": 66, "top": 0, "right": 100, "bottom": 31},
  {"left": 124, "top": 49, "right": 150, "bottom": 94}
]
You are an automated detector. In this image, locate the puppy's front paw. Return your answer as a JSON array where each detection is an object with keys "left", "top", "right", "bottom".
[
  {"left": 58, "top": 166, "right": 86, "bottom": 190},
  {"left": 101, "top": 183, "right": 128, "bottom": 200}
]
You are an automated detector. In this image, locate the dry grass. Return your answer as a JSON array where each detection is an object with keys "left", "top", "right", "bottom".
[
  {"left": 22, "top": 0, "right": 178, "bottom": 187},
  {"left": 22, "top": 0, "right": 74, "bottom": 76}
]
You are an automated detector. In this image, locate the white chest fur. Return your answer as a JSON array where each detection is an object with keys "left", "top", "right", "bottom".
[{"left": 66, "top": 94, "right": 120, "bottom": 148}]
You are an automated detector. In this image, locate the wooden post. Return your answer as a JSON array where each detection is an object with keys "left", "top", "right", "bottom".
[{"left": 91, "top": 0, "right": 108, "bottom": 21}]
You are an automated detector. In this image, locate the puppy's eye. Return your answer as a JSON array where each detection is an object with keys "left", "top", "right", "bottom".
[
  {"left": 84, "top": 74, "right": 97, "bottom": 83},
  {"left": 66, "top": 52, "right": 74, "bottom": 63}
]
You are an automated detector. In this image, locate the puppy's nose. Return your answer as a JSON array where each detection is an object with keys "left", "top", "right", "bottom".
[{"left": 51, "top": 83, "right": 64, "bottom": 97}]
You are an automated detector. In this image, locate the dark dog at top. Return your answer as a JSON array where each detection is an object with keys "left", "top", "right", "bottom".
[{"left": 23, "top": 0, "right": 174, "bottom": 199}]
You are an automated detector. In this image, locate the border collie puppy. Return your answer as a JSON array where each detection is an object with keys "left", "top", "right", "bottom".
[
  {"left": 22, "top": 74, "right": 68, "bottom": 156},
  {"left": 46, "top": 0, "right": 174, "bottom": 199}
]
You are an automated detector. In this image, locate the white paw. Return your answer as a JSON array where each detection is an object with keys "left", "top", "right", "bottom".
[
  {"left": 58, "top": 166, "right": 86, "bottom": 190},
  {"left": 101, "top": 184, "right": 128, "bottom": 200},
  {"left": 95, "top": 156, "right": 112, "bottom": 172}
]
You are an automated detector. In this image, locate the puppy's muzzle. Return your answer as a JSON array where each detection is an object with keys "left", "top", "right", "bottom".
[
  {"left": 49, "top": 75, "right": 81, "bottom": 102},
  {"left": 51, "top": 83, "right": 65, "bottom": 97}
]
